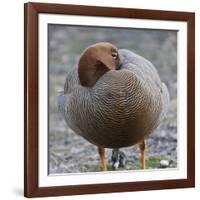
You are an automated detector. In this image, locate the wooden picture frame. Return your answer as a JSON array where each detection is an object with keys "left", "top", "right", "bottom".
[{"left": 24, "top": 2, "right": 195, "bottom": 198}]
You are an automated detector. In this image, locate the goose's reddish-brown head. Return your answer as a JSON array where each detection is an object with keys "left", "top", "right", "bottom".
[{"left": 78, "top": 42, "right": 121, "bottom": 87}]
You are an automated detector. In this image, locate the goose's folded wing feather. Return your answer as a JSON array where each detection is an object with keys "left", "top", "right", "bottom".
[
  {"left": 158, "top": 83, "right": 170, "bottom": 124},
  {"left": 119, "top": 49, "right": 170, "bottom": 125},
  {"left": 64, "top": 67, "right": 80, "bottom": 94},
  {"left": 58, "top": 67, "right": 79, "bottom": 117}
]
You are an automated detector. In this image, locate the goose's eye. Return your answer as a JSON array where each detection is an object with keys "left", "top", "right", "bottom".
[{"left": 111, "top": 52, "right": 118, "bottom": 60}]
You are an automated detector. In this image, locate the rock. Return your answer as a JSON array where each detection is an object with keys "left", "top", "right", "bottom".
[
  {"left": 159, "top": 160, "right": 170, "bottom": 168},
  {"left": 113, "top": 161, "right": 120, "bottom": 170}
]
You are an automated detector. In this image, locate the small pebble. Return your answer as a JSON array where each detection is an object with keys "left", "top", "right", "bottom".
[
  {"left": 113, "top": 161, "right": 120, "bottom": 169},
  {"left": 159, "top": 160, "right": 169, "bottom": 168}
]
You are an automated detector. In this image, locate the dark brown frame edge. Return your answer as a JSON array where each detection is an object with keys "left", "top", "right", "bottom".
[{"left": 24, "top": 2, "right": 195, "bottom": 198}]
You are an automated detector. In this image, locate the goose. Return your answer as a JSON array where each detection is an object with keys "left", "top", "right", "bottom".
[{"left": 58, "top": 42, "right": 169, "bottom": 171}]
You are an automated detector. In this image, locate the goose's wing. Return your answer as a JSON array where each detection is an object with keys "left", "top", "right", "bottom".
[
  {"left": 64, "top": 67, "right": 80, "bottom": 94},
  {"left": 158, "top": 83, "right": 170, "bottom": 124},
  {"left": 119, "top": 49, "right": 161, "bottom": 87},
  {"left": 119, "top": 49, "right": 170, "bottom": 124},
  {"left": 58, "top": 67, "right": 80, "bottom": 117}
]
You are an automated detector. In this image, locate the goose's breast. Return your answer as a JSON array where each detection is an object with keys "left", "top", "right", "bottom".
[{"left": 66, "top": 70, "right": 162, "bottom": 148}]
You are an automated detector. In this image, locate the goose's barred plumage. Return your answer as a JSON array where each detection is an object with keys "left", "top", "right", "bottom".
[{"left": 58, "top": 49, "right": 169, "bottom": 149}]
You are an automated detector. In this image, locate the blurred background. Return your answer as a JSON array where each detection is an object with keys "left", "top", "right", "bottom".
[{"left": 48, "top": 24, "right": 177, "bottom": 174}]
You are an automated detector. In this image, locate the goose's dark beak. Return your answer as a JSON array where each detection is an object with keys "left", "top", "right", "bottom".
[
  {"left": 116, "top": 54, "right": 123, "bottom": 70},
  {"left": 116, "top": 61, "right": 122, "bottom": 70}
]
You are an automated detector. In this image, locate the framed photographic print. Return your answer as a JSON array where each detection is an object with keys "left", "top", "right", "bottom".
[{"left": 24, "top": 2, "right": 195, "bottom": 198}]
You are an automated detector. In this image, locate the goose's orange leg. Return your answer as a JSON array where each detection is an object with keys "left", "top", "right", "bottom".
[
  {"left": 98, "top": 146, "right": 107, "bottom": 171},
  {"left": 139, "top": 139, "right": 147, "bottom": 169}
]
